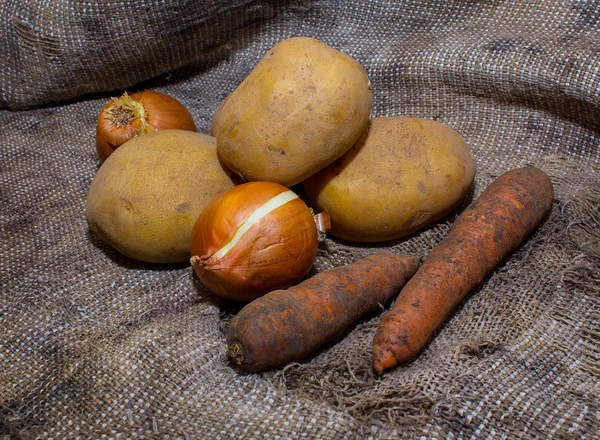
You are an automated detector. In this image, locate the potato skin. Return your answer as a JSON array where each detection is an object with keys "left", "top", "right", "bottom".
[
  {"left": 303, "top": 116, "right": 476, "bottom": 242},
  {"left": 211, "top": 36, "right": 373, "bottom": 187},
  {"left": 85, "top": 130, "right": 236, "bottom": 263}
]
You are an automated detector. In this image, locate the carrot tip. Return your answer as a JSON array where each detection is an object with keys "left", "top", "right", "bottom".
[
  {"left": 373, "top": 363, "right": 385, "bottom": 377},
  {"left": 227, "top": 341, "right": 245, "bottom": 366},
  {"left": 372, "top": 340, "right": 400, "bottom": 376}
]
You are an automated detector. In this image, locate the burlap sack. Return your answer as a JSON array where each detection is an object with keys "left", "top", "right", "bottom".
[
  {"left": 1, "top": 0, "right": 599, "bottom": 438},
  {"left": 0, "top": 0, "right": 295, "bottom": 109}
]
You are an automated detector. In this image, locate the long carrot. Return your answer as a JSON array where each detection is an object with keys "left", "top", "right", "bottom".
[
  {"left": 372, "top": 166, "right": 554, "bottom": 375},
  {"left": 227, "top": 253, "right": 420, "bottom": 373}
]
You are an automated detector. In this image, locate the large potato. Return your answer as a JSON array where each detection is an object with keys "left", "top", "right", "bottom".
[
  {"left": 86, "top": 130, "right": 236, "bottom": 263},
  {"left": 211, "top": 37, "right": 372, "bottom": 187},
  {"left": 303, "top": 116, "right": 476, "bottom": 242}
]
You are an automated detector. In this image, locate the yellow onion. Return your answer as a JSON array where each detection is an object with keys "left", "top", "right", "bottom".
[
  {"left": 95, "top": 90, "right": 197, "bottom": 162},
  {"left": 190, "top": 181, "right": 328, "bottom": 302}
]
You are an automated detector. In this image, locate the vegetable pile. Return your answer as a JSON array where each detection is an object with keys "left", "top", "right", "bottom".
[{"left": 85, "top": 36, "right": 554, "bottom": 374}]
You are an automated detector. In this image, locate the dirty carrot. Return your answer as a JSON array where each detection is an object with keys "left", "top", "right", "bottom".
[
  {"left": 226, "top": 252, "right": 420, "bottom": 373},
  {"left": 372, "top": 166, "right": 554, "bottom": 375}
]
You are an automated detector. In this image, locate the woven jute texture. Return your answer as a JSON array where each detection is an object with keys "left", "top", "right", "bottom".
[{"left": 1, "top": 1, "right": 599, "bottom": 438}]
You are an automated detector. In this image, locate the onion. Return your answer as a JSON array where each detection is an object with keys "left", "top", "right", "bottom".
[
  {"left": 190, "top": 181, "right": 327, "bottom": 302},
  {"left": 95, "top": 90, "right": 197, "bottom": 162}
]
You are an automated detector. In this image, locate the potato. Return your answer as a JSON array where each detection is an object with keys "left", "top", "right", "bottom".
[
  {"left": 86, "top": 130, "right": 236, "bottom": 263},
  {"left": 303, "top": 116, "right": 476, "bottom": 242},
  {"left": 211, "top": 36, "right": 372, "bottom": 187}
]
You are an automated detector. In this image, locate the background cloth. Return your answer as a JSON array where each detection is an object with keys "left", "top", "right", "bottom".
[{"left": 1, "top": 0, "right": 599, "bottom": 438}]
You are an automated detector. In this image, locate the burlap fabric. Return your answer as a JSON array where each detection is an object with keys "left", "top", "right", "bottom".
[{"left": 1, "top": 0, "right": 599, "bottom": 438}]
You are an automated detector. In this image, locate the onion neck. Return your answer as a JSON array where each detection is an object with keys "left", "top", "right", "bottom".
[
  {"left": 312, "top": 210, "right": 331, "bottom": 232},
  {"left": 106, "top": 92, "right": 148, "bottom": 135}
]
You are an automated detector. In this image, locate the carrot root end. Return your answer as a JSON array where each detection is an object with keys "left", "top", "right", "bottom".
[{"left": 227, "top": 341, "right": 245, "bottom": 366}]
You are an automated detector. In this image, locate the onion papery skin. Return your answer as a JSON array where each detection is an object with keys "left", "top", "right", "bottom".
[
  {"left": 190, "top": 181, "right": 318, "bottom": 302},
  {"left": 95, "top": 90, "right": 197, "bottom": 163}
]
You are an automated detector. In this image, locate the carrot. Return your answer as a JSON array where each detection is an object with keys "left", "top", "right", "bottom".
[
  {"left": 372, "top": 166, "right": 554, "bottom": 375},
  {"left": 226, "top": 252, "right": 420, "bottom": 373}
]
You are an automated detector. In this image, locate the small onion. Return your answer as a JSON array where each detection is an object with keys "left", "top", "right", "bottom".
[
  {"left": 190, "top": 181, "right": 326, "bottom": 302},
  {"left": 95, "top": 90, "right": 197, "bottom": 162}
]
